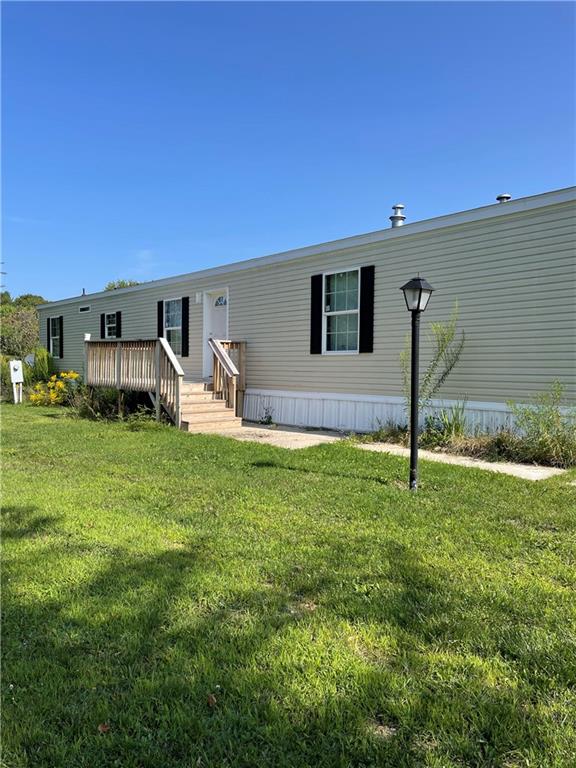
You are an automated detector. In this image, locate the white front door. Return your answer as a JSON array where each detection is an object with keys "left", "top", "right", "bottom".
[{"left": 203, "top": 290, "right": 229, "bottom": 377}]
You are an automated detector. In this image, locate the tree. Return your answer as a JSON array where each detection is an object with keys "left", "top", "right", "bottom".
[
  {"left": 0, "top": 307, "right": 40, "bottom": 357},
  {"left": 104, "top": 279, "right": 141, "bottom": 291},
  {"left": 13, "top": 294, "right": 46, "bottom": 308},
  {"left": 0, "top": 292, "right": 47, "bottom": 357}
]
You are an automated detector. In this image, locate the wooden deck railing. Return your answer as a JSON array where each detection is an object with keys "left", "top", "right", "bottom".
[
  {"left": 155, "top": 338, "right": 185, "bottom": 427},
  {"left": 84, "top": 338, "right": 184, "bottom": 427},
  {"left": 209, "top": 338, "right": 246, "bottom": 416}
]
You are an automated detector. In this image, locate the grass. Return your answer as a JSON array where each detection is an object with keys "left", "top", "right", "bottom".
[{"left": 2, "top": 404, "right": 576, "bottom": 768}]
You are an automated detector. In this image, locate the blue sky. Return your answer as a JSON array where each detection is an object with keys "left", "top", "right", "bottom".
[{"left": 3, "top": 1, "right": 574, "bottom": 300}]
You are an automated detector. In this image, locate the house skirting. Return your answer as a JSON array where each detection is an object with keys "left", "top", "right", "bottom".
[{"left": 243, "top": 388, "right": 514, "bottom": 434}]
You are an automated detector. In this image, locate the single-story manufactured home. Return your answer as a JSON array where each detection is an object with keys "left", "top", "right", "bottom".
[{"left": 38, "top": 186, "right": 576, "bottom": 433}]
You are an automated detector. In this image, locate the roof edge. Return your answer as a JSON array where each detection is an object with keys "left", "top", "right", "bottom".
[{"left": 39, "top": 186, "right": 576, "bottom": 309}]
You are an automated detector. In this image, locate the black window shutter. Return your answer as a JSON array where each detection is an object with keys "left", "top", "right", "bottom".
[
  {"left": 310, "top": 274, "right": 323, "bottom": 354},
  {"left": 359, "top": 265, "right": 375, "bottom": 353},
  {"left": 157, "top": 301, "right": 164, "bottom": 337},
  {"left": 115, "top": 311, "right": 122, "bottom": 339},
  {"left": 100, "top": 313, "right": 106, "bottom": 339},
  {"left": 181, "top": 297, "right": 189, "bottom": 357},
  {"left": 46, "top": 318, "right": 51, "bottom": 352},
  {"left": 59, "top": 316, "right": 64, "bottom": 358}
]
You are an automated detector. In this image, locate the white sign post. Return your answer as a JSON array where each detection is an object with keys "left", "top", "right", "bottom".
[{"left": 9, "top": 360, "right": 24, "bottom": 404}]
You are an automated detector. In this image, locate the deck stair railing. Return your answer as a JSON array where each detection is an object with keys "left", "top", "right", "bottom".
[
  {"left": 84, "top": 338, "right": 184, "bottom": 427},
  {"left": 209, "top": 338, "right": 246, "bottom": 416}
]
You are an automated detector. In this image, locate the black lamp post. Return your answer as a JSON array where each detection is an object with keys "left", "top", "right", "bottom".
[{"left": 399, "top": 276, "right": 435, "bottom": 491}]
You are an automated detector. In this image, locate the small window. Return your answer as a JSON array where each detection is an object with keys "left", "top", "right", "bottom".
[
  {"left": 214, "top": 295, "right": 227, "bottom": 307},
  {"left": 164, "top": 298, "right": 182, "bottom": 355},
  {"left": 105, "top": 312, "right": 118, "bottom": 339},
  {"left": 79, "top": 305, "right": 91, "bottom": 313},
  {"left": 49, "top": 317, "right": 61, "bottom": 357},
  {"left": 323, "top": 270, "right": 359, "bottom": 353}
]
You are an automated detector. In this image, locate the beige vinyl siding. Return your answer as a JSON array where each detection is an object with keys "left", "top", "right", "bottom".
[{"left": 39, "top": 198, "right": 576, "bottom": 404}]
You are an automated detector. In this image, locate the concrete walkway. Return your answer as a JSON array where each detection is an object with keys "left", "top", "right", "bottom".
[
  {"left": 201, "top": 423, "right": 567, "bottom": 482},
  {"left": 212, "top": 423, "right": 341, "bottom": 449},
  {"left": 356, "top": 442, "right": 565, "bottom": 481}
]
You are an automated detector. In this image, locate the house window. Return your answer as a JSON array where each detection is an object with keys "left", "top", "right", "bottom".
[
  {"left": 49, "top": 317, "right": 61, "bottom": 357},
  {"left": 79, "top": 305, "right": 91, "bottom": 313},
  {"left": 323, "top": 269, "right": 359, "bottom": 353},
  {"left": 105, "top": 313, "right": 118, "bottom": 338},
  {"left": 214, "top": 295, "right": 227, "bottom": 307},
  {"left": 164, "top": 298, "right": 182, "bottom": 355}
]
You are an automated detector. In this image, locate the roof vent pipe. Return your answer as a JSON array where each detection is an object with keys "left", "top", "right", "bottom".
[
  {"left": 390, "top": 203, "right": 406, "bottom": 228},
  {"left": 496, "top": 193, "right": 512, "bottom": 203}
]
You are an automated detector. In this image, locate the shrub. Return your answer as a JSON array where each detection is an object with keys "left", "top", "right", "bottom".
[
  {"left": 69, "top": 386, "right": 119, "bottom": 420},
  {"left": 361, "top": 385, "right": 575, "bottom": 468},
  {"left": 69, "top": 386, "right": 153, "bottom": 421},
  {"left": 259, "top": 406, "right": 275, "bottom": 426},
  {"left": 124, "top": 406, "right": 163, "bottom": 431},
  {"left": 508, "top": 382, "right": 576, "bottom": 468},
  {"left": 29, "top": 371, "right": 81, "bottom": 406},
  {"left": 421, "top": 401, "right": 468, "bottom": 449},
  {"left": 1, "top": 349, "right": 56, "bottom": 400},
  {"left": 442, "top": 431, "right": 518, "bottom": 463},
  {"left": 0, "top": 306, "right": 40, "bottom": 357},
  {"left": 27, "top": 348, "right": 56, "bottom": 383},
  {"left": 0, "top": 354, "right": 10, "bottom": 384},
  {"left": 350, "top": 420, "right": 409, "bottom": 446}
]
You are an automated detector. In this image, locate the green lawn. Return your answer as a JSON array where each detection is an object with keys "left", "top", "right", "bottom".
[{"left": 2, "top": 405, "right": 575, "bottom": 768}]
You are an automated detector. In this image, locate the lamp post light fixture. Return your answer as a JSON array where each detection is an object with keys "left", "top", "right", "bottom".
[{"left": 400, "top": 276, "right": 435, "bottom": 491}]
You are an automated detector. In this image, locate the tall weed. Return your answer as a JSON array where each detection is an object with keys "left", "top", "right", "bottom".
[
  {"left": 508, "top": 382, "right": 576, "bottom": 468},
  {"left": 422, "top": 401, "right": 468, "bottom": 448},
  {"left": 400, "top": 302, "right": 465, "bottom": 413}
]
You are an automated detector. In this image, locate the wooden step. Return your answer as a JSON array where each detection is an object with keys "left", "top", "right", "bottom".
[
  {"left": 182, "top": 409, "right": 240, "bottom": 425},
  {"left": 180, "top": 392, "right": 215, "bottom": 403},
  {"left": 181, "top": 417, "right": 243, "bottom": 433},
  {"left": 179, "top": 380, "right": 240, "bottom": 433},
  {"left": 180, "top": 402, "right": 232, "bottom": 416},
  {"left": 181, "top": 381, "right": 207, "bottom": 394}
]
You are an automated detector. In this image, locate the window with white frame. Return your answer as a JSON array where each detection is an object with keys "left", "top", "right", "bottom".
[
  {"left": 164, "top": 298, "right": 182, "bottom": 355},
  {"left": 323, "top": 269, "right": 359, "bottom": 352},
  {"left": 49, "top": 317, "right": 61, "bottom": 357},
  {"left": 105, "top": 313, "right": 118, "bottom": 338}
]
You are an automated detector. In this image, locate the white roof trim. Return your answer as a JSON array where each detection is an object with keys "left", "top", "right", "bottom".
[{"left": 39, "top": 186, "right": 576, "bottom": 309}]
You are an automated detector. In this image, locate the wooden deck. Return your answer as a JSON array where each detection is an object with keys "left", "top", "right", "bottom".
[{"left": 84, "top": 337, "right": 246, "bottom": 430}]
